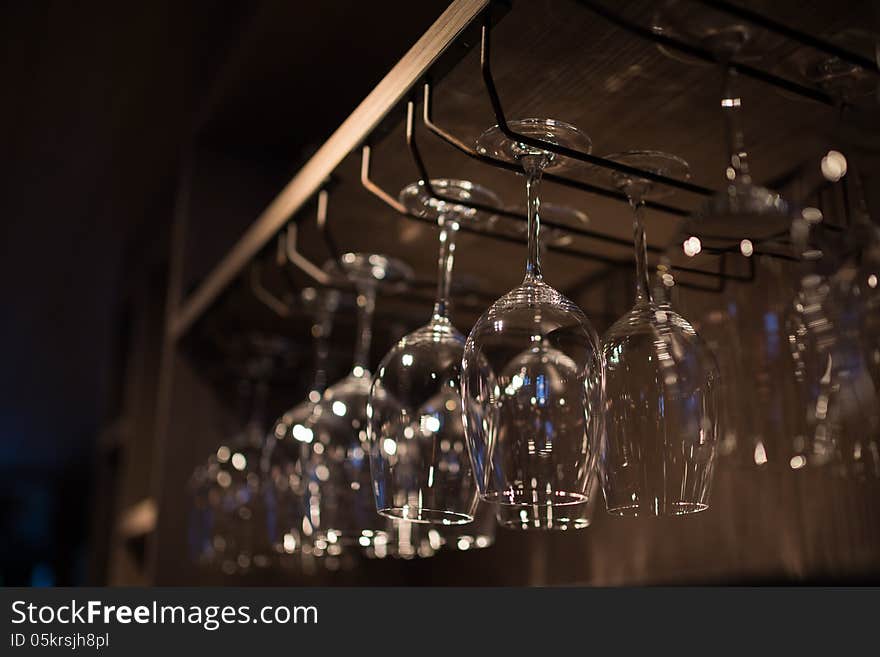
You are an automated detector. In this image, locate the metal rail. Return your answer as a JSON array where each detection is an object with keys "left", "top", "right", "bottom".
[
  {"left": 170, "top": 0, "right": 861, "bottom": 338},
  {"left": 420, "top": 82, "right": 693, "bottom": 218},
  {"left": 576, "top": 0, "right": 836, "bottom": 106},
  {"left": 697, "top": 0, "right": 880, "bottom": 75},
  {"left": 478, "top": 16, "right": 715, "bottom": 196},
  {"left": 168, "top": 0, "right": 492, "bottom": 340}
]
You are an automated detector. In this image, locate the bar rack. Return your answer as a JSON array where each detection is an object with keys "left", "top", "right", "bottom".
[{"left": 168, "top": 0, "right": 873, "bottom": 340}]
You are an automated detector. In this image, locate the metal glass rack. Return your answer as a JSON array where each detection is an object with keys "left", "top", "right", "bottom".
[{"left": 168, "top": 0, "right": 877, "bottom": 340}]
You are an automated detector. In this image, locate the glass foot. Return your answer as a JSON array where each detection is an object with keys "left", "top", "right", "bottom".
[
  {"left": 602, "top": 150, "right": 691, "bottom": 200},
  {"left": 399, "top": 178, "right": 500, "bottom": 226},
  {"left": 476, "top": 118, "right": 592, "bottom": 173},
  {"left": 331, "top": 252, "right": 414, "bottom": 286},
  {"left": 691, "top": 180, "right": 791, "bottom": 241}
]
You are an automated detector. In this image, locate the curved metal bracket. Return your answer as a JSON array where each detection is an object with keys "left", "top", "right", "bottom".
[
  {"left": 284, "top": 220, "right": 333, "bottom": 286},
  {"left": 420, "top": 82, "right": 692, "bottom": 218},
  {"left": 406, "top": 98, "right": 658, "bottom": 253},
  {"left": 361, "top": 144, "right": 409, "bottom": 215},
  {"left": 316, "top": 188, "right": 343, "bottom": 266},
  {"left": 249, "top": 259, "right": 292, "bottom": 317},
  {"left": 361, "top": 142, "right": 624, "bottom": 266}
]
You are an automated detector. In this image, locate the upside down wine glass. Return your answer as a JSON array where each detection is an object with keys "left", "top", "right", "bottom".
[
  {"left": 365, "top": 502, "right": 498, "bottom": 560},
  {"left": 490, "top": 202, "right": 596, "bottom": 530},
  {"left": 299, "top": 253, "right": 412, "bottom": 550},
  {"left": 190, "top": 376, "right": 278, "bottom": 574},
  {"left": 464, "top": 119, "right": 603, "bottom": 526},
  {"left": 265, "top": 287, "right": 340, "bottom": 557},
  {"left": 779, "top": 42, "right": 880, "bottom": 478},
  {"left": 369, "top": 179, "right": 500, "bottom": 524},
  {"left": 495, "top": 476, "right": 598, "bottom": 530},
  {"left": 600, "top": 152, "right": 720, "bottom": 516},
  {"left": 653, "top": 5, "right": 792, "bottom": 243}
]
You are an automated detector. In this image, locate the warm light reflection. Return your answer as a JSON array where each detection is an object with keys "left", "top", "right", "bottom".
[
  {"left": 801, "top": 207, "right": 823, "bottom": 224},
  {"left": 820, "top": 150, "right": 847, "bottom": 181},
  {"left": 292, "top": 424, "right": 313, "bottom": 443},
  {"left": 754, "top": 442, "right": 768, "bottom": 466},
  {"left": 683, "top": 236, "right": 701, "bottom": 257}
]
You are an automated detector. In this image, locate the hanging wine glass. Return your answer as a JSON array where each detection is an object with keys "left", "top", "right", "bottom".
[
  {"left": 464, "top": 119, "right": 603, "bottom": 514},
  {"left": 487, "top": 198, "right": 602, "bottom": 523},
  {"left": 192, "top": 376, "right": 278, "bottom": 574},
  {"left": 671, "top": 236, "right": 832, "bottom": 473},
  {"left": 496, "top": 476, "right": 598, "bottom": 530},
  {"left": 369, "top": 179, "right": 500, "bottom": 524},
  {"left": 271, "top": 288, "right": 341, "bottom": 445},
  {"left": 366, "top": 502, "right": 497, "bottom": 559},
  {"left": 300, "top": 253, "right": 413, "bottom": 550},
  {"left": 842, "top": 214, "right": 880, "bottom": 478},
  {"left": 782, "top": 34, "right": 880, "bottom": 478},
  {"left": 853, "top": 214, "right": 880, "bottom": 394},
  {"left": 651, "top": 0, "right": 784, "bottom": 69},
  {"left": 264, "top": 287, "right": 341, "bottom": 559},
  {"left": 772, "top": 29, "right": 880, "bottom": 107},
  {"left": 821, "top": 270, "right": 880, "bottom": 479},
  {"left": 786, "top": 161, "right": 880, "bottom": 478},
  {"left": 652, "top": 3, "right": 792, "bottom": 243},
  {"left": 599, "top": 151, "right": 720, "bottom": 516}
]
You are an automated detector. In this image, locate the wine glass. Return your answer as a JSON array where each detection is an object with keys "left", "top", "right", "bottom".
[
  {"left": 715, "top": 257, "right": 805, "bottom": 470},
  {"left": 271, "top": 288, "right": 341, "bottom": 442},
  {"left": 366, "top": 502, "right": 497, "bottom": 559},
  {"left": 652, "top": 3, "right": 792, "bottom": 243},
  {"left": 842, "top": 221, "right": 880, "bottom": 478},
  {"left": 496, "top": 476, "right": 598, "bottom": 530},
  {"left": 369, "top": 179, "right": 500, "bottom": 524},
  {"left": 300, "top": 253, "right": 413, "bottom": 549},
  {"left": 777, "top": 35, "right": 880, "bottom": 478},
  {"left": 599, "top": 151, "right": 720, "bottom": 516},
  {"left": 264, "top": 287, "right": 341, "bottom": 559},
  {"left": 772, "top": 29, "right": 880, "bottom": 107},
  {"left": 786, "top": 165, "right": 880, "bottom": 478},
  {"left": 191, "top": 378, "right": 278, "bottom": 574},
  {"left": 463, "top": 119, "right": 603, "bottom": 514}
]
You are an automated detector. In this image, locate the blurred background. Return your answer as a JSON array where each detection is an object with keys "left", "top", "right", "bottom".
[
  {"left": 2, "top": 0, "right": 879, "bottom": 586},
  {"left": 0, "top": 0, "right": 450, "bottom": 586}
]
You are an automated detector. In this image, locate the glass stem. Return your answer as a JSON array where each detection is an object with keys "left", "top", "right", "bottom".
[
  {"left": 352, "top": 280, "right": 376, "bottom": 374},
  {"left": 653, "top": 253, "right": 673, "bottom": 306},
  {"left": 431, "top": 214, "right": 458, "bottom": 323},
  {"left": 246, "top": 379, "right": 269, "bottom": 447},
  {"left": 631, "top": 197, "right": 652, "bottom": 305},
  {"left": 524, "top": 166, "right": 544, "bottom": 281},
  {"left": 310, "top": 290, "right": 338, "bottom": 397},
  {"left": 720, "top": 64, "right": 751, "bottom": 185}
]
